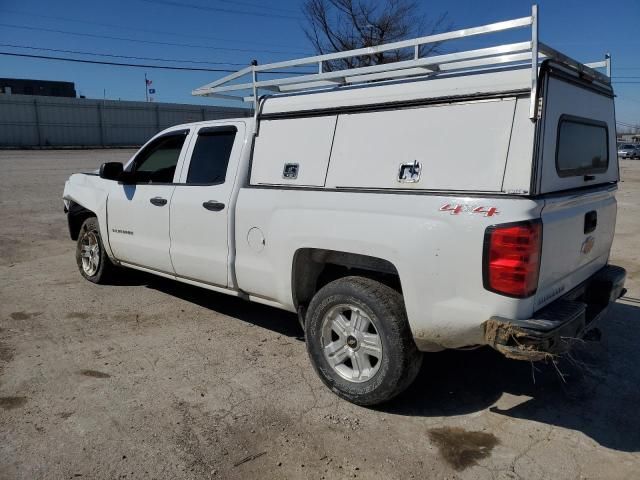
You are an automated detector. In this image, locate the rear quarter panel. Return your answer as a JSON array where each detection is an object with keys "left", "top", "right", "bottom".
[{"left": 235, "top": 188, "right": 544, "bottom": 349}]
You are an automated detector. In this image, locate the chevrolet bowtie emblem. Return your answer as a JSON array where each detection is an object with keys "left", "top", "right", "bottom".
[{"left": 581, "top": 236, "right": 595, "bottom": 255}]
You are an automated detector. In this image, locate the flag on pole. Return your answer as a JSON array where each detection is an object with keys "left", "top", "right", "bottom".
[{"left": 146, "top": 79, "right": 153, "bottom": 86}]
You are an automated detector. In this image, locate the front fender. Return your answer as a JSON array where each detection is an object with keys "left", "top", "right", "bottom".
[{"left": 63, "top": 173, "right": 114, "bottom": 259}]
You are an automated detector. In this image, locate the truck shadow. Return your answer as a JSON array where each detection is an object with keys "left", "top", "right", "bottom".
[
  {"left": 133, "top": 272, "right": 304, "bottom": 339},
  {"left": 385, "top": 301, "right": 640, "bottom": 453},
  {"left": 131, "top": 270, "right": 639, "bottom": 452}
]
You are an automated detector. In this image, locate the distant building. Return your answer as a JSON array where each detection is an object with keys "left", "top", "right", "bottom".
[
  {"left": 0, "top": 94, "right": 248, "bottom": 148},
  {"left": 0, "top": 78, "right": 76, "bottom": 97},
  {"left": 617, "top": 133, "right": 640, "bottom": 144}
]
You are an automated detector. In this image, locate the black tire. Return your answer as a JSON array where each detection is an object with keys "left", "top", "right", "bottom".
[
  {"left": 305, "top": 276, "right": 422, "bottom": 406},
  {"left": 75, "top": 217, "right": 117, "bottom": 284}
]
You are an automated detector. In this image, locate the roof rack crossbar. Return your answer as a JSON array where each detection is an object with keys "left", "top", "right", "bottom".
[{"left": 192, "top": 4, "right": 611, "bottom": 123}]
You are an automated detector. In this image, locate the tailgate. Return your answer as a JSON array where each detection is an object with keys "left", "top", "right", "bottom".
[{"left": 535, "top": 186, "right": 617, "bottom": 309}]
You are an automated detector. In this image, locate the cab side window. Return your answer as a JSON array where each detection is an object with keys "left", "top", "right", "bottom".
[
  {"left": 186, "top": 128, "right": 237, "bottom": 185},
  {"left": 131, "top": 132, "right": 188, "bottom": 183}
]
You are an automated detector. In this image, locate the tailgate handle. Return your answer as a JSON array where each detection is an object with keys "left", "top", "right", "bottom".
[{"left": 584, "top": 211, "right": 597, "bottom": 234}]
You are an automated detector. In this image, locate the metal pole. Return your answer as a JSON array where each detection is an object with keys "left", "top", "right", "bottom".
[
  {"left": 97, "top": 101, "right": 105, "bottom": 147},
  {"left": 529, "top": 4, "right": 539, "bottom": 120},
  {"left": 605, "top": 52, "right": 611, "bottom": 78},
  {"left": 251, "top": 64, "right": 258, "bottom": 122},
  {"left": 144, "top": 73, "right": 149, "bottom": 102},
  {"left": 33, "top": 98, "right": 42, "bottom": 147}
]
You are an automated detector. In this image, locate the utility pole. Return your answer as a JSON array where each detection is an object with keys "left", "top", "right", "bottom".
[{"left": 144, "top": 73, "right": 149, "bottom": 102}]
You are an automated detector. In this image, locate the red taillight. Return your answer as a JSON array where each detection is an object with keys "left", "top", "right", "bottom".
[{"left": 483, "top": 221, "right": 542, "bottom": 298}]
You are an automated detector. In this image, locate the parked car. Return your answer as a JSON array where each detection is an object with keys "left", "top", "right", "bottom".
[
  {"left": 63, "top": 9, "right": 625, "bottom": 405},
  {"left": 617, "top": 144, "right": 639, "bottom": 159}
]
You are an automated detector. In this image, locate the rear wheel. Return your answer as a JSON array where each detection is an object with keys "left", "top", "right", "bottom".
[
  {"left": 75, "top": 217, "right": 117, "bottom": 284},
  {"left": 305, "top": 276, "right": 422, "bottom": 406}
]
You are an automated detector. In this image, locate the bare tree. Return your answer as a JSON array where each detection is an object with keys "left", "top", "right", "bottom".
[{"left": 303, "top": 0, "right": 450, "bottom": 71}]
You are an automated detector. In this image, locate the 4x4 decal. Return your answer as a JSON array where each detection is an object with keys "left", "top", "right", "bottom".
[{"left": 439, "top": 204, "right": 499, "bottom": 217}]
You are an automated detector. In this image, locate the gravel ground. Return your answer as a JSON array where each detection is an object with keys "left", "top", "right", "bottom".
[{"left": 1, "top": 150, "right": 639, "bottom": 480}]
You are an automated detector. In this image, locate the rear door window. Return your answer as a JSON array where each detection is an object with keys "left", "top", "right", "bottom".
[
  {"left": 556, "top": 116, "right": 608, "bottom": 177},
  {"left": 186, "top": 128, "right": 237, "bottom": 184}
]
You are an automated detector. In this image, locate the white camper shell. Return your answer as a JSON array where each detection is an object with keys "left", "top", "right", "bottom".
[
  {"left": 193, "top": 6, "right": 616, "bottom": 197},
  {"left": 64, "top": 6, "right": 626, "bottom": 405}
]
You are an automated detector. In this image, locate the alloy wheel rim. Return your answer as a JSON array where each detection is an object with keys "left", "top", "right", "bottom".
[
  {"left": 320, "top": 304, "right": 383, "bottom": 383},
  {"left": 80, "top": 229, "right": 100, "bottom": 276}
]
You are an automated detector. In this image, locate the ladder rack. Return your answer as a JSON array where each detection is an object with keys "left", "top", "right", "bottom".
[{"left": 192, "top": 5, "right": 610, "bottom": 120}]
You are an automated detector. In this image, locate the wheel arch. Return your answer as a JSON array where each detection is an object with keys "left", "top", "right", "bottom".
[
  {"left": 67, "top": 200, "right": 97, "bottom": 241},
  {"left": 291, "top": 248, "right": 402, "bottom": 319}
]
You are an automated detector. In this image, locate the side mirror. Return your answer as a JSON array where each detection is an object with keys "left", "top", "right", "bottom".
[{"left": 99, "top": 162, "right": 123, "bottom": 181}]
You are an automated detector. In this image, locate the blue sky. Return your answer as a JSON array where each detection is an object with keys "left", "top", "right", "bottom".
[{"left": 0, "top": 0, "right": 638, "bottom": 128}]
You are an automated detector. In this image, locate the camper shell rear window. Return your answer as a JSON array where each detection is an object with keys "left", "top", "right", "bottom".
[{"left": 556, "top": 115, "right": 609, "bottom": 177}]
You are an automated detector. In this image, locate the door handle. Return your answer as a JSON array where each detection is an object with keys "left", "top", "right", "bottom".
[
  {"left": 150, "top": 196, "right": 168, "bottom": 206},
  {"left": 202, "top": 200, "right": 225, "bottom": 211}
]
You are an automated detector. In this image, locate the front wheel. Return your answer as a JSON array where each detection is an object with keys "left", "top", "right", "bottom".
[
  {"left": 305, "top": 276, "right": 422, "bottom": 406},
  {"left": 75, "top": 217, "right": 117, "bottom": 284}
]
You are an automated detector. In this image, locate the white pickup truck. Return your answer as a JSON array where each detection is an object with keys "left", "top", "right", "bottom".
[{"left": 63, "top": 8, "right": 626, "bottom": 405}]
